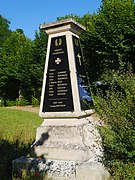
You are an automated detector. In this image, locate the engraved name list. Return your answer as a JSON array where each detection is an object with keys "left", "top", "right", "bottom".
[{"left": 42, "top": 35, "right": 74, "bottom": 112}]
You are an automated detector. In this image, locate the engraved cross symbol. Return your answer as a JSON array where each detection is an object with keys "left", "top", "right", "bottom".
[
  {"left": 77, "top": 53, "right": 82, "bottom": 66},
  {"left": 55, "top": 57, "right": 62, "bottom": 65}
]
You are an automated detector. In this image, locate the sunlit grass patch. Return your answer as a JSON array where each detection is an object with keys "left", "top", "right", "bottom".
[
  {"left": 0, "top": 107, "right": 43, "bottom": 179},
  {"left": 0, "top": 107, "right": 42, "bottom": 143}
]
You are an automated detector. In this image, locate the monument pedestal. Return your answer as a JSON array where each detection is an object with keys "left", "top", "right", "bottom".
[
  {"left": 30, "top": 115, "right": 110, "bottom": 180},
  {"left": 32, "top": 116, "right": 102, "bottom": 162}
]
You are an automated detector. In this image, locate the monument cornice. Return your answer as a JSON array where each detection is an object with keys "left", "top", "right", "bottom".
[{"left": 40, "top": 18, "right": 86, "bottom": 35}]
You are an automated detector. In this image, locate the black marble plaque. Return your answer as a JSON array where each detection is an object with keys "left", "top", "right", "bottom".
[
  {"left": 72, "top": 35, "right": 94, "bottom": 110},
  {"left": 42, "top": 35, "right": 74, "bottom": 112}
]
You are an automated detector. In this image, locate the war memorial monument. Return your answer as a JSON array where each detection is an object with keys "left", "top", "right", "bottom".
[{"left": 13, "top": 19, "right": 110, "bottom": 180}]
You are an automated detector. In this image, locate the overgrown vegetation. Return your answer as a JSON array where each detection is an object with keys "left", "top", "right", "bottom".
[
  {"left": 0, "top": 108, "right": 42, "bottom": 179},
  {"left": 0, "top": 97, "right": 40, "bottom": 107},
  {"left": 93, "top": 66, "right": 135, "bottom": 179}
]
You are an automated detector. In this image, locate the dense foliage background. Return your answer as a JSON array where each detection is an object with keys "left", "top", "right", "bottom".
[
  {"left": 0, "top": 0, "right": 135, "bottom": 179},
  {"left": 0, "top": 17, "right": 47, "bottom": 102},
  {"left": 0, "top": 0, "right": 135, "bottom": 102}
]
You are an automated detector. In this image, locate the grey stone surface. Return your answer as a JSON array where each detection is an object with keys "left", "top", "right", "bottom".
[
  {"left": 40, "top": 18, "right": 86, "bottom": 32},
  {"left": 47, "top": 160, "right": 77, "bottom": 179},
  {"left": 76, "top": 162, "right": 110, "bottom": 180}
]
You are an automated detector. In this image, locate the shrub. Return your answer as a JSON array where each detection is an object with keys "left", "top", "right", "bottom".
[
  {"left": 32, "top": 97, "right": 40, "bottom": 107},
  {"left": 4, "top": 98, "right": 30, "bottom": 106},
  {"left": 0, "top": 99, "right": 4, "bottom": 107},
  {"left": 6, "top": 100, "right": 17, "bottom": 106},
  {"left": 16, "top": 98, "right": 29, "bottom": 106},
  {"left": 94, "top": 66, "right": 135, "bottom": 179}
]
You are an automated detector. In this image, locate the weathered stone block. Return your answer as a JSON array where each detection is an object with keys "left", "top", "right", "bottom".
[
  {"left": 76, "top": 162, "right": 110, "bottom": 180},
  {"left": 32, "top": 119, "right": 93, "bottom": 161}
]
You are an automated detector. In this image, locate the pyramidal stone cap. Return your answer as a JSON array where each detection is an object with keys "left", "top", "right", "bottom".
[{"left": 40, "top": 18, "right": 86, "bottom": 35}]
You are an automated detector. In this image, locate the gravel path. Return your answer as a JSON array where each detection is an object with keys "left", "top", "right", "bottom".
[
  {"left": 6, "top": 106, "right": 39, "bottom": 114},
  {"left": 6, "top": 106, "right": 100, "bottom": 121}
]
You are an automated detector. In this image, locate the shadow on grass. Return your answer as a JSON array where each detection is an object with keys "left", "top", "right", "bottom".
[{"left": 0, "top": 138, "right": 32, "bottom": 180}]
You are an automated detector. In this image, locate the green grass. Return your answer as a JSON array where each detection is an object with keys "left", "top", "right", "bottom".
[
  {"left": 0, "top": 108, "right": 43, "bottom": 179},
  {"left": 0, "top": 107, "right": 42, "bottom": 142}
]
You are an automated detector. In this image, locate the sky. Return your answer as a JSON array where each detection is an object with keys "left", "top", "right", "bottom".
[{"left": 0, "top": 0, "right": 101, "bottom": 40}]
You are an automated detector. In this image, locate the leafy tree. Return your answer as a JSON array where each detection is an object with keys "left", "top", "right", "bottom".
[
  {"left": 0, "top": 15, "right": 48, "bottom": 102},
  {"left": 57, "top": 14, "right": 83, "bottom": 24},
  {"left": 0, "top": 15, "right": 11, "bottom": 49},
  {"left": 31, "top": 28, "right": 48, "bottom": 98},
  {"left": 81, "top": 0, "right": 135, "bottom": 82},
  {"left": 99, "top": 0, "right": 135, "bottom": 69},
  {"left": 0, "top": 31, "right": 33, "bottom": 101},
  {"left": 0, "top": 16, "right": 12, "bottom": 100},
  {"left": 16, "top": 28, "right": 24, "bottom": 34}
]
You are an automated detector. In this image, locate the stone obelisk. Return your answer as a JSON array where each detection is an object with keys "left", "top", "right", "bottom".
[
  {"left": 39, "top": 18, "right": 94, "bottom": 119},
  {"left": 33, "top": 18, "right": 94, "bottom": 160},
  {"left": 32, "top": 18, "right": 110, "bottom": 180}
]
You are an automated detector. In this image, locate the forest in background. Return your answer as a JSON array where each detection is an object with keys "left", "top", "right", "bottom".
[
  {"left": 0, "top": 0, "right": 134, "bottom": 102},
  {"left": 0, "top": 0, "right": 135, "bottom": 179}
]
